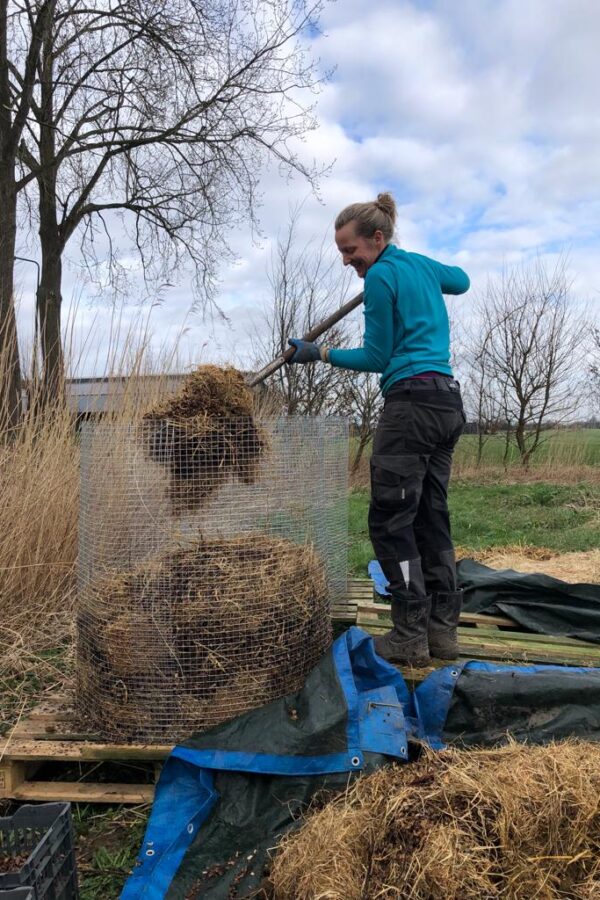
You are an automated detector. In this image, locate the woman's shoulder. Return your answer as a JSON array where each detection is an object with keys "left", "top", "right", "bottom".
[{"left": 366, "top": 245, "right": 407, "bottom": 282}]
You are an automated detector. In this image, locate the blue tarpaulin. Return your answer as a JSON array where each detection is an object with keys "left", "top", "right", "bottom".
[{"left": 122, "top": 626, "right": 600, "bottom": 899}]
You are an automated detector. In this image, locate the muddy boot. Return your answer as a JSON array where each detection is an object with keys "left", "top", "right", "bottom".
[
  {"left": 374, "top": 594, "right": 431, "bottom": 667},
  {"left": 428, "top": 589, "right": 463, "bottom": 659}
]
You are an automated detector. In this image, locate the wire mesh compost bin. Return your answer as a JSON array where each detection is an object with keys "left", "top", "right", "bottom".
[{"left": 76, "top": 416, "right": 348, "bottom": 742}]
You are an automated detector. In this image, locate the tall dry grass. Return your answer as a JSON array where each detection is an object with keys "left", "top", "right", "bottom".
[
  {"left": 0, "top": 307, "right": 193, "bottom": 672},
  {"left": 0, "top": 400, "right": 79, "bottom": 655}
]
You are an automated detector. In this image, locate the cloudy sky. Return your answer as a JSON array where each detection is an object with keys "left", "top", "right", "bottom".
[{"left": 14, "top": 0, "right": 600, "bottom": 375}]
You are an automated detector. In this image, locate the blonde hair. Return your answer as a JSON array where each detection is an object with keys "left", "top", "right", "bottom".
[{"left": 334, "top": 192, "right": 397, "bottom": 242}]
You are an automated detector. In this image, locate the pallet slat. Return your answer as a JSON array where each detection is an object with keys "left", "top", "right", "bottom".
[
  {"left": 12, "top": 781, "right": 155, "bottom": 804},
  {"left": 358, "top": 612, "right": 600, "bottom": 654},
  {"left": 356, "top": 601, "right": 516, "bottom": 630},
  {"left": 3, "top": 739, "right": 173, "bottom": 762},
  {"left": 357, "top": 621, "right": 600, "bottom": 667}
]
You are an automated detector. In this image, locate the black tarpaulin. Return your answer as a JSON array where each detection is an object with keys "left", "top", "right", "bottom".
[{"left": 458, "top": 559, "right": 600, "bottom": 642}]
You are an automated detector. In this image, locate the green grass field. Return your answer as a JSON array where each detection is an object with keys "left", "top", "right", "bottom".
[
  {"left": 348, "top": 481, "right": 600, "bottom": 576},
  {"left": 453, "top": 428, "right": 600, "bottom": 468},
  {"left": 351, "top": 428, "right": 600, "bottom": 471}
]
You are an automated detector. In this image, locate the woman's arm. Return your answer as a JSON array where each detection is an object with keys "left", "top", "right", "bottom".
[
  {"left": 432, "top": 261, "right": 470, "bottom": 295},
  {"left": 328, "top": 268, "right": 395, "bottom": 373}
]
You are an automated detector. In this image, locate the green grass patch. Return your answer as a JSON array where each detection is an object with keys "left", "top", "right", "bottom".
[
  {"left": 453, "top": 428, "right": 600, "bottom": 467},
  {"left": 351, "top": 429, "right": 600, "bottom": 469},
  {"left": 348, "top": 481, "right": 600, "bottom": 577},
  {"left": 75, "top": 804, "right": 149, "bottom": 900}
]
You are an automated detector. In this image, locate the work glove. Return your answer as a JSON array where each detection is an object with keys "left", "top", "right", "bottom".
[{"left": 287, "top": 338, "right": 329, "bottom": 364}]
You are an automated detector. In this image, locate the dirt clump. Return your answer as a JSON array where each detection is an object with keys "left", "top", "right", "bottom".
[{"left": 142, "top": 365, "right": 265, "bottom": 512}]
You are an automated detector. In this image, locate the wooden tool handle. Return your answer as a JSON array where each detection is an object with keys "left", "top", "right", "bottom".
[{"left": 247, "top": 290, "right": 364, "bottom": 387}]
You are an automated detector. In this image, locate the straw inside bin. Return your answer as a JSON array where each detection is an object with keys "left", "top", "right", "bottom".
[
  {"left": 77, "top": 534, "right": 331, "bottom": 742},
  {"left": 76, "top": 374, "right": 348, "bottom": 744}
]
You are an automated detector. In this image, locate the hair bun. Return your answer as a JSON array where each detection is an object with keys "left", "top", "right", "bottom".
[
  {"left": 375, "top": 192, "right": 397, "bottom": 225},
  {"left": 334, "top": 194, "right": 397, "bottom": 241}
]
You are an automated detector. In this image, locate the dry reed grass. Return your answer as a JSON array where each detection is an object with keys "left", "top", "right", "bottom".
[
  {"left": 270, "top": 741, "right": 600, "bottom": 900},
  {"left": 0, "top": 400, "right": 79, "bottom": 656},
  {"left": 457, "top": 545, "right": 600, "bottom": 583},
  {"left": 0, "top": 341, "right": 187, "bottom": 666},
  {"left": 77, "top": 534, "right": 331, "bottom": 741}
]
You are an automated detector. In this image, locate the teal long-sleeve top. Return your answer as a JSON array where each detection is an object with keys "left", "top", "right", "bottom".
[{"left": 328, "top": 244, "right": 470, "bottom": 395}]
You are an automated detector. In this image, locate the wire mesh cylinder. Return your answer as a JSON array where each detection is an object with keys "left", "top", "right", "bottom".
[{"left": 76, "top": 417, "right": 348, "bottom": 742}]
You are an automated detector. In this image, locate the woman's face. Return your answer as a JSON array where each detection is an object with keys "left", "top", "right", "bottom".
[{"left": 335, "top": 221, "right": 386, "bottom": 279}]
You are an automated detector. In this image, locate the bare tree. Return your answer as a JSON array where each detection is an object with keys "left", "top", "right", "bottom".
[
  {"left": 10, "top": 0, "right": 326, "bottom": 402},
  {"left": 253, "top": 209, "right": 354, "bottom": 416},
  {"left": 470, "top": 258, "right": 587, "bottom": 468},
  {"left": 463, "top": 310, "right": 510, "bottom": 465},
  {"left": 591, "top": 325, "right": 600, "bottom": 411},
  {"left": 0, "top": 0, "right": 54, "bottom": 427}
]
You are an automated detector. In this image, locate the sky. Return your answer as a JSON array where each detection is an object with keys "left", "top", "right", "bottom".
[{"left": 13, "top": 0, "right": 600, "bottom": 376}]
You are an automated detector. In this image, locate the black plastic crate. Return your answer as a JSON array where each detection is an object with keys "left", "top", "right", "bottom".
[
  {"left": 0, "top": 890, "right": 35, "bottom": 899},
  {"left": 0, "top": 803, "right": 78, "bottom": 899}
]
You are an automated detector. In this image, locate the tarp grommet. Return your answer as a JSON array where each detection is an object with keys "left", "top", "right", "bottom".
[
  {"left": 187, "top": 824, "right": 194, "bottom": 834},
  {"left": 146, "top": 849, "right": 155, "bottom": 857},
  {"left": 351, "top": 755, "right": 361, "bottom": 767}
]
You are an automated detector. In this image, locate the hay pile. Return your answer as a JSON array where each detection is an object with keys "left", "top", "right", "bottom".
[
  {"left": 77, "top": 534, "right": 331, "bottom": 742},
  {"left": 457, "top": 545, "right": 600, "bottom": 584},
  {"left": 142, "top": 365, "right": 265, "bottom": 511},
  {"left": 270, "top": 741, "right": 600, "bottom": 899}
]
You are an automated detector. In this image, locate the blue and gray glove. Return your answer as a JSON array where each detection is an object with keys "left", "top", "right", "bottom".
[{"left": 287, "top": 338, "right": 330, "bottom": 364}]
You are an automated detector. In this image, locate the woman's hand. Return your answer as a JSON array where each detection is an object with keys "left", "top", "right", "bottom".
[{"left": 287, "top": 339, "right": 327, "bottom": 363}]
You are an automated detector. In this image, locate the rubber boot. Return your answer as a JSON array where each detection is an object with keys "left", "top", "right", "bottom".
[
  {"left": 428, "top": 589, "right": 463, "bottom": 659},
  {"left": 374, "top": 594, "right": 431, "bottom": 667}
]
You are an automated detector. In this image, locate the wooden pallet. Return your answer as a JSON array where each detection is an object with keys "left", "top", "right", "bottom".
[
  {"left": 3, "top": 578, "right": 599, "bottom": 804},
  {"left": 0, "top": 693, "right": 171, "bottom": 804},
  {"left": 331, "top": 577, "right": 375, "bottom": 621},
  {"left": 357, "top": 598, "right": 600, "bottom": 681}
]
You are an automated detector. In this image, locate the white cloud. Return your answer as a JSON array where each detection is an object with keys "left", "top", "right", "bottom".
[{"left": 14, "top": 0, "right": 600, "bottom": 375}]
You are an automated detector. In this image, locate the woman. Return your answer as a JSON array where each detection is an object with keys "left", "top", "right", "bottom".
[{"left": 288, "top": 193, "right": 470, "bottom": 666}]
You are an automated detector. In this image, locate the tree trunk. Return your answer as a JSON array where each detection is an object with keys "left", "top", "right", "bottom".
[
  {"left": 515, "top": 419, "right": 528, "bottom": 468},
  {"left": 36, "top": 248, "right": 64, "bottom": 405},
  {"left": 502, "top": 422, "right": 512, "bottom": 469},
  {"left": 0, "top": 0, "right": 23, "bottom": 430},
  {"left": 36, "top": 40, "right": 64, "bottom": 407},
  {"left": 350, "top": 430, "right": 370, "bottom": 476},
  {"left": 477, "top": 426, "right": 484, "bottom": 466},
  {"left": 0, "top": 165, "right": 23, "bottom": 431}
]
